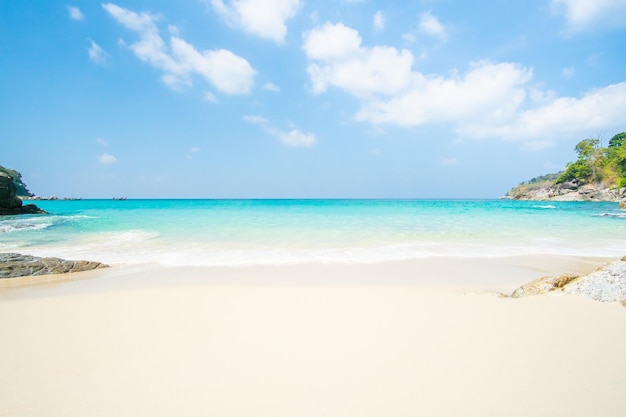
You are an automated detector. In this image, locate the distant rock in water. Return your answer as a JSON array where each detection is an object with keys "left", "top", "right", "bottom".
[
  {"left": 511, "top": 256, "right": 626, "bottom": 306},
  {"left": 0, "top": 253, "right": 109, "bottom": 278},
  {"left": 0, "top": 172, "right": 46, "bottom": 215}
]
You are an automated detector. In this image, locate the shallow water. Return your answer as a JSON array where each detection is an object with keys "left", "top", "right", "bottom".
[{"left": 1, "top": 199, "right": 625, "bottom": 266}]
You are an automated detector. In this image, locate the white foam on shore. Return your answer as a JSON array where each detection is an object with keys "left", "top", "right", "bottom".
[
  {"left": 0, "top": 218, "right": 53, "bottom": 234},
  {"left": 20, "top": 236, "right": 623, "bottom": 267}
]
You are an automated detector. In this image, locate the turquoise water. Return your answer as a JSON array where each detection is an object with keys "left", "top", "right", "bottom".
[{"left": 1, "top": 199, "right": 625, "bottom": 266}]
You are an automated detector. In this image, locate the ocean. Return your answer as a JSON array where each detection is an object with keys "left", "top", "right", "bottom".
[{"left": 1, "top": 199, "right": 625, "bottom": 266}]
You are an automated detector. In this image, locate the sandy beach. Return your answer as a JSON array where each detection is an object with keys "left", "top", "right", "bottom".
[{"left": 1, "top": 255, "right": 625, "bottom": 417}]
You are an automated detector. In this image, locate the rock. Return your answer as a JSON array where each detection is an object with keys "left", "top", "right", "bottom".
[
  {"left": 560, "top": 181, "right": 579, "bottom": 190},
  {"left": 510, "top": 274, "right": 578, "bottom": 298},
  {"left": 511, "top": 258, "right": 626, "bottom": 305},
  {"left": 0, "top": 253, "right": 109, "bottom": 278},
  {"left": 0, "top": 172, "right": 46, "bottom": 215},
  {"left": 562, "top": 260, "right": 626, "bottom": 304}
]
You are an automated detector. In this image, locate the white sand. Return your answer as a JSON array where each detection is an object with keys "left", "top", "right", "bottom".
[{"left": 1, "top": 256, "right": 625, "bottom": 417}]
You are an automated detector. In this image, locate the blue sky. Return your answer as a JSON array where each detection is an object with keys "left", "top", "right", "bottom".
[{"left": 1, "top": 0, "right": 625, "bottom": 198}]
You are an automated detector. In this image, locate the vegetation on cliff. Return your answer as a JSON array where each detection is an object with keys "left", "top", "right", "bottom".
[
  {"left": 0, "top": 165, "right": 34, "bottom": 197},
  {"left": 556, "top": 132, "right": 626, "bottom": 188},
  {"left": 507, "top": 132, "right": 626, "bottom": 202}
]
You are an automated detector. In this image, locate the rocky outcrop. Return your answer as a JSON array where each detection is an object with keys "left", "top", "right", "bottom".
[
  {"left": 506, "top": 180, "right": 626, "bottom": 203},
  {"left": 511, "top": 256, "right": 626, "bottom": 306},
  {"left": 510, "top": 274, "right": 579, "bottom": 298},
  {"left": 0, "top": 172, "right": 46, "bottom": 215},
  {"left": 0, "top": 253, "right": 108, "bottom": 278}
]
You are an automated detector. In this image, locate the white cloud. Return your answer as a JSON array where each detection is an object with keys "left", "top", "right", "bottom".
[
  {"left": 204, "top": 92, "right": 218, "bottom": 102},
  {"left": 373, "top": 11, "right": 385, "bottom": 31},
  {"left": 418, "top": 11, "right": 447, "bottom": 40},
  {"left": 402, "top": 32, "right": 417, "bottom": 43},
  {"left": 552, "top": 0, "right": 626, "bottom": 32},
  {"left": 88, "top": 39, "right": 109, "bottom": 65},
  {"left": 263, "top": 82, "right": 281, "bottom": 92},
  {"left": 98, "top": 153, "right": 117, "bottom": 164},
  {"left": 96, "top": 137, "right": 109, "bottom": 146},
  {"left": 303, "top": 23, "right": 414, "bottom": 98},
  {"left": 211, "top": 0, "right": 301, "bottom": 44},
  {"left": 67, "top": 5, "right": 84, "bottom": 21},
  {"left": 355, "top": 61, "right": 532, "bottom": 126},
  {"left": 244, "top": 115, "right": 317, "bottom": 147},
  {"left": 303, "top": 22, "right": 626, "bottom": 146},
  {"left": 278, "top": 129, "right": 317, "bottom": 147},
  {"left": 168, "top": 24, "right": 180, "bottom": 36},
  {"left": 460, "top": 82, "right": 626, "bottom": 141},
  {"left": 302, "top": 22, "right": 362, "bottom": 61},
  {"left": 562, "top": 66, "right": 575, "bottom": 79},
  {"left": 170, "top": 37, "right": 256, "bottom": 94},
  {"left": 103, "top": 3, "right": 255, "bottom": 94},
  {"left": 243, "top": 115, "right": 269, "bottom": 124}
]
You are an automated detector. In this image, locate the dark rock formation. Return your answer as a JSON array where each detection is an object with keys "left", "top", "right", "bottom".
[
  {"left": 0, "top": 253, "right": 109, "bottom": 278},
  {"left": 0, "top": 172, "right": 46, "bottom": 215},
  {"left": 511, "top": 256, "right": 626, "bottom": 306}
]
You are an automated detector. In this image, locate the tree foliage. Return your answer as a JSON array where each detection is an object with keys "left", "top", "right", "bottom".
[
  {"left": 608, "top": 132, "right": 626, "bottom": 148},
  {"left": 0, "top": 165, "right": 34, "bottom": 197},
  {"left": 556, "top": 132, "right": 626, "bottom": 187}
]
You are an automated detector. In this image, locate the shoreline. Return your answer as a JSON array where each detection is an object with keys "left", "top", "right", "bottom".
[
  {"left": 1, "top": 255, "right": 625, "bottom": 417},
  {"left": 0, "top": 253, "right": 615, "bottom": 292}
]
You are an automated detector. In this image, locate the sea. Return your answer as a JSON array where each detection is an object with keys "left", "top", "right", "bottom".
[{"left": 1, "top": 199, "right": 625, "bottom": 266}]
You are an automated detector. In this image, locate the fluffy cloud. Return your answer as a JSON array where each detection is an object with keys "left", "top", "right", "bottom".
[
  {"left": 418, "top": 11, "right": 447, "bottom": 40},
  {"left": 211, "top": 0, "right": 301, "bottom": 44},
  {"left": 355, "top": 61, "right": 532, "bottom": 126},
  {"left": 67, "top": 5, "right": 84, "bottom": 21},
  {"left": 552, "top": 0, "right": 626, "bottom": 32},
  {"left": 373, "top": 11, "right": 385, "bottom": 31},
  {"left": 244, "top": 115, "right": 317, "bottom": 147},
  {"left": 103, "top": 3, "right": 255, "bottom": 94},
  {"left": 98, "top": 153, "right": 117, "bottom": 164},
  {"left": 460, "top": 82, "right": 626, "bottom": 140},
  {"left": 88, "top": 39, "right": 108, "bottom": 64},
  {"left": 303, "top": 23, "right": 413, "bottom": 97},
  {"left": 278, "top": 129, "right": 317, "bottom": 147},
  {"left": 303, "top": 22, "right": 626, "bottom": 144}
]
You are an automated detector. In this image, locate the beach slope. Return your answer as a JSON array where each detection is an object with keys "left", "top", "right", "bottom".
[{"left": 1, "top": 258, "right": 625, "bottom": 417}]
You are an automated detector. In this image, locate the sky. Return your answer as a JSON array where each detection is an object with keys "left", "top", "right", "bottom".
[{"left": 1, "top": 0, "right": 625, "bottom": 198}]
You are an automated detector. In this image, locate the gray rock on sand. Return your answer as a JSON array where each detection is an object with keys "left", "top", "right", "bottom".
[
  {"left": 511, "top": 256, "right": 626, "bottom": 306},
  {"left": 0, "top": 253, "right": 109, "bottom": 278}
]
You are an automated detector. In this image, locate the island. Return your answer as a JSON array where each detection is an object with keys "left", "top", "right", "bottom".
[{"left": 505, "top": 132, "right": 626, "bottom": 207}]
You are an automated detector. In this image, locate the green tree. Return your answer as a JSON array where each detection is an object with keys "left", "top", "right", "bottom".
[
  {"left": 557, "top": 138, "right": 602, "bottom": 184},
  {"left": 605, "top": 133, "right": 626, "bottom": 187},
  {"left": 608, "top": 132, "right": 626, "bottom": 148},
  {"left": 0, "top": 165, "right": 34, "bottom": 197}
]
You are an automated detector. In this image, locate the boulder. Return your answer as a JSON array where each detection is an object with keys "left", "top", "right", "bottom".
[
  {"left": 510, "top": 274, "right": 578, "bottom": 298},
  {"left": 0, "top": 253, "right": 109, "bottom": 278},
  {"left": 0, "top": 172, "right": 46, "bottom": 215},
  {"left": 511, "top": 257, "right": 626, "bottom": 305},
  {"left": 562, "top": 258, "right": 626, "bottom": 304}
]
